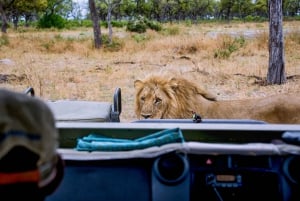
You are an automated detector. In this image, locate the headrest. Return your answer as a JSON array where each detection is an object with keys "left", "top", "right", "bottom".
[{"left": 0, "top": 88, "right": 62, "bottom": 191}]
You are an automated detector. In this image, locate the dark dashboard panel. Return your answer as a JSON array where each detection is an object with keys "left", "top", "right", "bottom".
[
  {"left": 189, "top": 154, "right": 298, "bottom": 201},
  {"left": 46, "top": 153, "right": 300, "bottom": 201},
  {"left": 48, "top": 122, "right": 300, "bottom": 201}
]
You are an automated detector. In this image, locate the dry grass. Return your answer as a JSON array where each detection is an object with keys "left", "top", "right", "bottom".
[{"left": 0, "top": 21, "right": 299, "bottom": 122}]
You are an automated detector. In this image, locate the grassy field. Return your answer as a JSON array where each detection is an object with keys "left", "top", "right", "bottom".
[{"left": 0, "top": 21, "right": 299, "bottom": 122}]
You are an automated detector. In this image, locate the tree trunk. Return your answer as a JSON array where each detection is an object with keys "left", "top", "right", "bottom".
[
  {"left": 13, "top": 14, "right": 18, "bottom": 30},
  {"left": 25, "top": 15, "right": 30, "bottom": 27},
  {"left": 89, "top": 0, "right": 101, "bottom": 49},
  {"left": 267, "top": 0, "right": 286, "bottom": 84},
  {"left": 107, "top": 6, "right": 113, "bottom": 44},
  {"left": 0, "top": 3, "right": 8, "bottom": 33}
]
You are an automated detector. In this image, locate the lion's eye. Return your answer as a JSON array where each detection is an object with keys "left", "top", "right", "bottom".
[
  {"left": 155, "top": 97, "right": 162, "bottom": 104},
  {"left": 140, "top": 96, "right": 145, "bottom": 102}
]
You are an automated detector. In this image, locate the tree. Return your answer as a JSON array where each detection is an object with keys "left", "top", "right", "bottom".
[
  {"left": 189, "top": 0, "right": 216, "bottom": 21},
  {"left": 41, "top": 0, "right": 74, "bottom": 20},
  {"left": 232, "top": 0, "right": 253, "bottom": 19},
  {"left": 283, "top": 0, "right": 300, "bottom": 17},
  {"left": 219, "top": 0, "right": 234, "bottom": 20},
  {"left": 12, "top": 0, "right": 47, "bottom": 29},
  {"left": 100, "top": 0, "right": 121, "bottom": 44},
  {"left": 119, "top": 0, "right": 135, "bottom": 19},
  {"left": 253, "top": 0, "right": 268, "bottom": 18},
  {"left": 89, "top": 0, "right": 101, "bottom": 48},
  {"left": 0, "top": 0, "right": 15, "bottom": 33},
  {"left": 267, "top": 0, "right": 286, "bottom": 84}
]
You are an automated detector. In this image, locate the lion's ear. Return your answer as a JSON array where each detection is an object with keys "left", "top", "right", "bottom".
[
  {"left": 168, "top": 77, "right": 179, "bottom": 91},
  {"left": 134, "top": 80, "right": 144, "bottom": 89}
]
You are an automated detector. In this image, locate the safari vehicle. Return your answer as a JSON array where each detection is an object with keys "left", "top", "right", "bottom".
[{"left": 24, "top": 87, "right": 300, "bottom": 201}]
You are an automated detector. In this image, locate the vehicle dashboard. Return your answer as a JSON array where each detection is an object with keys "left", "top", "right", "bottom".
[{"left": 46, "top": 121, "right": 300, "bottom": 201}]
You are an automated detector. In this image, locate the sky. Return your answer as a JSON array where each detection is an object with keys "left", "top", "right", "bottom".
[
  {"left": 73, "top": 0, "right": 87, "bottom": 5},
  {"left": 73, "top": 0, "right": 88, "bottom": 17}
]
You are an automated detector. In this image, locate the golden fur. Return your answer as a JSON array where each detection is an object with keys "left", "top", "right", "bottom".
[{"left": 134, "top": 75, "right": 300, "bottom": 124}]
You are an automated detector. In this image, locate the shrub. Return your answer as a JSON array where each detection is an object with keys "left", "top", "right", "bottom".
[
  {"left": 37, "top": 14, "right": 67, "bottom": 29},
  {"left": 101, "top": 34, "right": 124, "bottom": 52},
  {"left": 160, "top": 26, "right": 180, "bottom": 36},
  {"left": 244, "top": 15, "right": 266, "bottom": 22},
  {"left": 214, "top": 36, "right": 246, "bottom": 59},
  {"left": 132, "top": 34, "right": 149, "bottom": 43},
  {"left": 145, "top": 19, "right": 162, "bottom": 31},
  {"left": 81, "top": 20, "right": 93, "bottom": 27},
  {"left": 126, "top": 19, "right": 147, "bottom": 33},
  {"left": 126, "top": 16, "right": 162, "bottom": 33},
  {"left": 111, "top": 20, "right": 127, "bottom": 28}
]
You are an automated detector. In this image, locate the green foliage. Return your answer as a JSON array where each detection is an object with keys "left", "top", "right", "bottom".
[
  {"left": 244, "top": 15, "right": 266, "bottom": 22},
  {"left": 14, "top": 0, "right": 47, "bottom": 16},
  {"left": 132, "top": 34, "right": 149, "bottom": 43},
  {"left": 37, "top": 14, "right": 67, "bottom": 29},
  {"left": 126, "top": 18, "right": 147, "bottom": 33},
  {"left": 184, "top": 19, "right": 193, "bottom": 26},
  {"left": 84, "top": 20, "right": 94, "bottom": 27},
  {"left": 102, "top": 20, "right": 127, "bottom": 28},
  {"left": 112, "top": 20, "right": 127, "bottom": 28},
  {"left": 145, "top": 20, "right": 162, "bottom": 31},
  {"left": 126, "top": 16, "right": 162, "bottom": 33},
  {"left": 160, "top": 26, "right": 180, "bottom": 36},
  {"left": 65, "top": 20, "right": 84, "bottom": 28},
  {"left": 101, "top": 35, "right": 124, "bottom": 52},
  {"left": 68, "top": 20, "right": 93, "bottom": 27},
  {"left": 214, "top": 36, "right": 246, "bottom": 59}
]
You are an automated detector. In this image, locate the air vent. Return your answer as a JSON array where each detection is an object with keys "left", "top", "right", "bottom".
[{"left": 283, "top": 156, "right": 300, "bottom": 184}]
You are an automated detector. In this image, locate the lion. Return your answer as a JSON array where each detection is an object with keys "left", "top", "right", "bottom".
[{"left": 134, "top": 75, "right": 300, "bottom": 124}]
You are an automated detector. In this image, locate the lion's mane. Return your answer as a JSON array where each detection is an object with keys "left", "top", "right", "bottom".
[{"left": 134, "top": 75, "right": 216, "bottom": 119}]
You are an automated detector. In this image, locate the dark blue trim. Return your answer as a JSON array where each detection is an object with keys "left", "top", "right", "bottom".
[{"left": 0, "top": 130, "right": 41, "bottom": 142}]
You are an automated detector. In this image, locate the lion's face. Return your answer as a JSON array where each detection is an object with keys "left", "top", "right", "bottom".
[{"left": 134, "top": 77, "right": 175, "bottom": 119}]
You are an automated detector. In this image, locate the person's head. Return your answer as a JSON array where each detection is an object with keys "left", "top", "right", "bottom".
[{"left": 0, "top": 88, "right": 63, "bottom": 200}]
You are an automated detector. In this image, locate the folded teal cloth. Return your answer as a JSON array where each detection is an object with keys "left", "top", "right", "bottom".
[{"left": 76, "top": 128, "right": 184, "bottom": 151}]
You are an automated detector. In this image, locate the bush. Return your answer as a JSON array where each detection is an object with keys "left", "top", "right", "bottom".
[
  {"left": 81, "top": 20, "right": 93, "bottom": 27},
  {"left": 126, "top": 19, "right": 147, "bottom": 33},
  {"left": 102, "top": 20, "right": 127, "bottom": 28},
  {"left": 132, "top": 34, "right": 149, "bottom": 43},
  {"left": 112, "top": 20, "right": 127, "bottom": 28},
  {"left": 145, "top": 20, "right": 162, "bottom": 31},
  {"left": 65, "top": 20, "right": 83, "bottom": 28},
  {"left": 37, "top": 14, "right": 67, "bottom": 29},
  {"left": 101, "top": 34, "right": 124, "bottom": 52},
  {"left": 244, "top": 15, "right": 266, "bottom": 22},
  {"left": 126, "top": 16, "right": 162, "bottom": 33},
  {"left": 214, "top": 36, "right": 246, "bottom": 59},
  {"left": 161, "top": 26, "right": 180, "bottom": 36}
]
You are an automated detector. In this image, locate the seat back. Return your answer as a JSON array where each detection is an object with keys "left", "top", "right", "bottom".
[
  {"left": 0, "top": 88, "right": 64, "bottom": 200},
  {"left": 24, "top": 87, "right": 122, "bottom": 122}
]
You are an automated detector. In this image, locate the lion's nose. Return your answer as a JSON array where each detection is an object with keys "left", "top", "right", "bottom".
[{"left": 141, "top": 114, "right": 151, "bottom": 119}]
